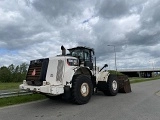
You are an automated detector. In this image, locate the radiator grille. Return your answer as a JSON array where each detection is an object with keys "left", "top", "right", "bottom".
[
  {"left": 56, "top": 60, "right": 64, "bottom": 82},
  {"left": 26, "top": 63, "right": 42, "bottom": 81},
  {"left": 26, "top": 58, "right": 49, "bottom": 86}
]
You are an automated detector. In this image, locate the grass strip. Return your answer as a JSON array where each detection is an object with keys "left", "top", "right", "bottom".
[
  {"left": 0, "top": 94, "right": 46, "bottom": 107},
  {"left": 130, "top": 76, "right": 160, "bottom": 84},
  {"left": 0, "top": 82, "right": 22, "bottom": 90}
]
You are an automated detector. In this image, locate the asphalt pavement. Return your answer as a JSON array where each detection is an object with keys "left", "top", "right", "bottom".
[{"left": 0, "top": 80, "right": 160, "bottom": 120}]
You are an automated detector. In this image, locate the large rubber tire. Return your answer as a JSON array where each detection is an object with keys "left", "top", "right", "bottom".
[
  {"left": 103, "top": 75, "right": 119, "bottom": 96},
  {"left": 72, "top": 75, "right": 93, "bottom": 105}
]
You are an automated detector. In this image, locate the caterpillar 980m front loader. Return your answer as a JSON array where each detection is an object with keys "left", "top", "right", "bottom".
[{"left": 20, "top": 46, "right": 131, "bottom": 105}]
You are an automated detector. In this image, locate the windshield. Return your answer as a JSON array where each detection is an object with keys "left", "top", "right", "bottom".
[
  {"left": 70, "top": 49, "right": 92, "bottom": 62},
  {"left": 71, "top": 50, "right": 83, "bottom": 60}
]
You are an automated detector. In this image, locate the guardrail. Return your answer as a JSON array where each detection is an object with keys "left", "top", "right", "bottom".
[{"left": 0, "top": 90, "right": 32, "bottom": 98}]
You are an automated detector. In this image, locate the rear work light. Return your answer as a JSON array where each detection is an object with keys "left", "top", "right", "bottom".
[{"left": 67, "top": 59, "right": 79, "bottom": 66}]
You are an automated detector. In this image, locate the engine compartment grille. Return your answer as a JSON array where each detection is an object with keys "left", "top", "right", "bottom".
[
  {"left": 56, "top": 60, "right": 64, "bottom": 82},
  {"left": 26, "top": 63, "right": 42, "bottom": 81},
  {"left": 26, "top": 58, "right": 49, "bottom": 86}
]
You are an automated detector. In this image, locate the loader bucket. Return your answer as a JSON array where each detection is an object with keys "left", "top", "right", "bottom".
[{"left": 117, "top": 75, "right": 132, "bottom": 93}]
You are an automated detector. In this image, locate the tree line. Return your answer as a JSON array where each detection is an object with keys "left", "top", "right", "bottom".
[{"left": 0, "top": 63, "right": 28, "bottom": 83}]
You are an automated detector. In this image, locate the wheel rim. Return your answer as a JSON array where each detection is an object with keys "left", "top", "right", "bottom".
[
  {"left": 80, "top": 83, "right": 89, "bottom": 97},
  {"left": 112, "top": 80, "right": 117, "bottom": 91}
]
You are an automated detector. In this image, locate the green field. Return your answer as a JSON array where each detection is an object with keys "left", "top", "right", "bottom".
[
  {"left": 0, "top": 94, "right": 46, "bottom": 107},
  {"left": 0, "top": 82, "right": 47, "bottom": 108},
  {"left": 0, "top": 82, "right": 22, "bottom": 90},
  {"left": 130, "top": 76, "right": 160, "bottom": 83}
]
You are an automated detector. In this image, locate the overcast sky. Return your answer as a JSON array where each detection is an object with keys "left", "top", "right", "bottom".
[{"left": 0, "top": 0, "right": 160, "bottom": 70}]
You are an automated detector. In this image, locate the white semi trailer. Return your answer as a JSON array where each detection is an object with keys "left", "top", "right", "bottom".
[{"left": 20, "top": 46, "right": 131, "bottom": 104}]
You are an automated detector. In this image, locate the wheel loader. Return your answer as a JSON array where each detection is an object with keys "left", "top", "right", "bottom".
[{"left": 20, "top": 46, "right": 131, "bottom": 104}]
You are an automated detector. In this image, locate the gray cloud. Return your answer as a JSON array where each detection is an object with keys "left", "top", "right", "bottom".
[
  {"left": 0, "top": 0, "right": 160, "bottom": 70},
  {"left": 125, "top": 0, "right": 160, "bottom": 47},
  {"left": 32, "top": 0, "right": 81, "bottom": 17},
  {"left": 96, "top": 0, "right": 129, "bottom": 19}
]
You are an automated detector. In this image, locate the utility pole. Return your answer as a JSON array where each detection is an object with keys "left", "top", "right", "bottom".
[{"left": 108, "top": 45, "right": 117, "bottom": 74}]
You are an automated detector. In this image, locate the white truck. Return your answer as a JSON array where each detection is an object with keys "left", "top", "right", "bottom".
[{"left": 20, "top": 46, "right": 131, "bottom": 104}]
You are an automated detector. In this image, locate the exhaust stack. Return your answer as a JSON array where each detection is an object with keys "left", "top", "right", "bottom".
[{"left": 61, "top": 45, "right": 66, "bottom": 56}]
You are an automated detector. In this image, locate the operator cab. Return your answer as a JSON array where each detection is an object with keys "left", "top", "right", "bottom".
[{"left": 68, "top": 46, "right": 94, "bottom": 70}]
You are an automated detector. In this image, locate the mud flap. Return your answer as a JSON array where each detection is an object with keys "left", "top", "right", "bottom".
[
  {"left": 118, "top": 75, "right": 132, "bottom": 93},
  {"left": 62, "top": 86, "right": 71, "bottom": 100}
]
